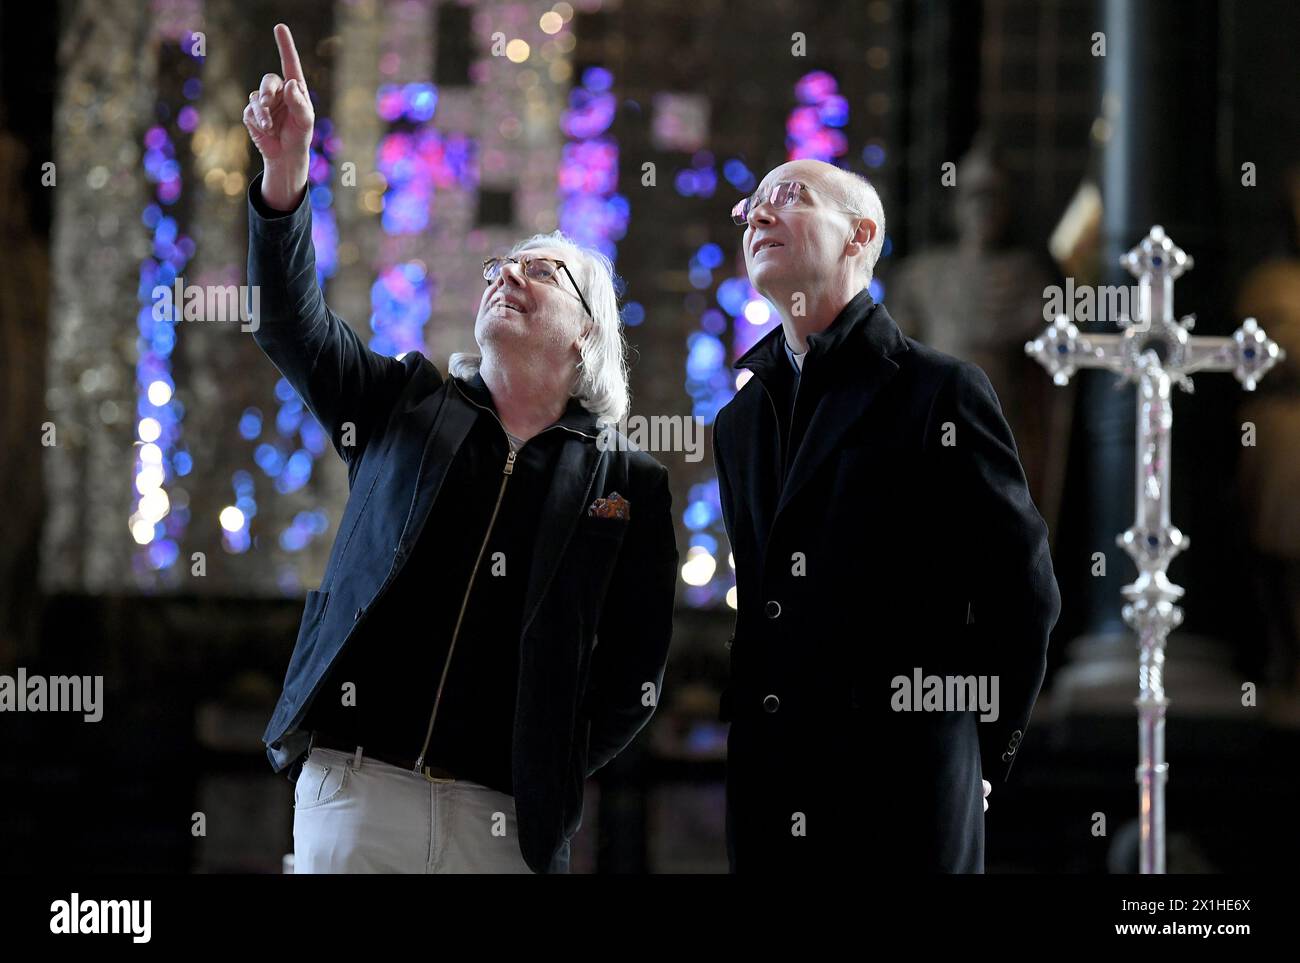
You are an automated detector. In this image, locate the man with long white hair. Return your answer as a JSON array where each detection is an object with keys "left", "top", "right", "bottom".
[{"left": 244, "top": 24, "right": 678, "bottom": 873}]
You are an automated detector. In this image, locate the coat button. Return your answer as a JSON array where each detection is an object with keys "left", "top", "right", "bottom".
[
  {"left": 764, "top": 600, "right": 781, "bottom": 619},
  {"left": 763, "top": 694, "right": 780, "bottom": 713}
]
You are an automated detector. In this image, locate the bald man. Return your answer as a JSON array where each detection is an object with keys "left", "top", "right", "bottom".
[{"left": 713, "top": 160, "right": 1061, "bottom": 872}]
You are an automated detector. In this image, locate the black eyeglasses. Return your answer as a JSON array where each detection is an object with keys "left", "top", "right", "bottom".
[
  {"left": 483, "top": 255, "right": 594, "bottom": 320},
  {"left": 730, "top": 180, "right": 862, "bottom": 226}
]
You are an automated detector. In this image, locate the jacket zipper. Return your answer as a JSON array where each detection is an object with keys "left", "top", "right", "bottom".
[
  {"left": 413, "top": 379, "right": 593, "bottom": 773},
  {"left": 413, "top": 440, "right": 515, "bottom": 772}
]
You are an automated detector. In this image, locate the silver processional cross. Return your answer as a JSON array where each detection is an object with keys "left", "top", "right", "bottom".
[{"left": 1024, "top": 226, "right": 1286, "bottom": 874}]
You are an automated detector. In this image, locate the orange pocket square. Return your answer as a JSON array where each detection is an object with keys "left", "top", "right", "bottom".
[{"left": 587, "top": 491, "right": 631, "bottom": 520}]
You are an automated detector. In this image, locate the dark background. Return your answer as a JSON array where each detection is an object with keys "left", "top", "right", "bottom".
[{"left": 2, "top": 0, "right": 1297, "bottom": 873}]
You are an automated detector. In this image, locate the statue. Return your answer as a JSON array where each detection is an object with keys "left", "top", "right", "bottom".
[
  {"left": 1235, "top": 164, "right": 1300, "bottom": 693},
  {"left": 893, "top": 134, "right": 1069, "bottom": 538}
]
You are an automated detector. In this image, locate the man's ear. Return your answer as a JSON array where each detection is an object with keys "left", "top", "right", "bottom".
[
  {"left": 846, "top": 217, "right": 876, "bottom": 257},
  {"left": 573, "top": 326, "right": 590, "bottom": 355}
]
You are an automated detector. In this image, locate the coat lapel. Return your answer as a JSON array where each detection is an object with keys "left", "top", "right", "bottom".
[
  {"left": 520, "top": 433, "right": 604, "bottom": 637},
  {"left": 775, "top": 349, "right": 900, "bottom": 518},
  {"left": 399, "top": 385, "right": 479, "bottom": 553},
  {"left": 732, "top": 292, "right": 910, "bottom": 528}
]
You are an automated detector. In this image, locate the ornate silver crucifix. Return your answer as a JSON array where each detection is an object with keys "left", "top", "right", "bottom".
[{"left": 1025, "top": 226, "right": 1286, "bottom": 873}]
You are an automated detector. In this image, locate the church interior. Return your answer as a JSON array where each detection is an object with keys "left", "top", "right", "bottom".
[{"left": 1, "top": 0, "right": 1298, "bottom": 875}]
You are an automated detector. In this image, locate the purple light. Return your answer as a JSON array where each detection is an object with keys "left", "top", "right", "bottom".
[
  {"left": 786, "top": 106, "right": 821, "bottom": 140},
  {"left": 696, "top": 243, "right": 724, "bottom": 269},
  {"left": 148, "top": 539, "right": 180, "bottom": 570},
  {"left": 785, "top": 71, "right": 850, "bottom": 163},
  {"left": 789, "top": 130, "right": 848, "bottom": 161},
  {"left": 691, "top": 166, "right": 717, "bottom": 197},
  {"left": 134, "top": 75, "right": 203, "bottom": 569},
  {"left": 795, "top": 70, "right": 838, "bottom": 104},
  {"left": 309, "top": 153, "right": 331, "bottom": 185},
  {"left": 817, "top": 95, "right": 849, "bottom": 128},
  {"left": 582, "top": 66, "right": 614, "bottom": 92},
  {"left": 299, "top": 417, "right": 328, "bottom": 455},
  {"left": 377, "top": 84, "right": 405, "bottom": 122},
  {"left": 700, "top": 309, "right": 727, "bottom": 336},
  {"left": 686, "top": 332, "right": 726, "bottom": 380},
  {"left": 382, "top": 189, "right": 430, "bottom": 234},
  {"left": 369, "top": 264, "right": 432, "bottom": 357},
  {"left": 561, "top": 88, "right": 616, "bottom": 140},
  {"left": 559, "top": 140, "right": 619, "bottom": 194},
  {"left": 723, "top": 159, "right": 755, "bottom": 191},
  {"left": 403, "top": 83, "right": 438, "bottom": 122},
  {"left": 715, "top": 277, "right": 751, "bottom": 317},
  {"left": 557, "top": 194, "right": 627, "bottom": 254}
]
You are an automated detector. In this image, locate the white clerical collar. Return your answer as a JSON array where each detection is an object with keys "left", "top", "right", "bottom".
[{"left": 783, "top": 337, "right": 807, "bottom": 373}]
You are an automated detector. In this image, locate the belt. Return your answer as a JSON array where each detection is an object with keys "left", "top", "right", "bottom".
[{"left": 307, "top": 730, "right": 459, "bottom": 782}]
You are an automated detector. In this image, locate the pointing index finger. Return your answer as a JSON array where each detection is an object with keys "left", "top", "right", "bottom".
[{"left": 274, "top": 23, "right": 304, "bottom": 84}]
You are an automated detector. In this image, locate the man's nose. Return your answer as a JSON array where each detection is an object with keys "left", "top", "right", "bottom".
[
  {"left": 748, "top": 205, "right": 776, "bottom": 229},
  {"left": 501, "top": 262, "right": 528, "bottom": 287}
]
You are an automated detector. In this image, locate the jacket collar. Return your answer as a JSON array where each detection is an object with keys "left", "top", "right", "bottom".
[
  {"left": 457, "top": 370, "right": 601, "bottom": 440},
  {"left": 729, "top": 289, "right": 910, "bottom": 526},
  {"left": 734, "top": 287, "right": 906, "bottom": 385},
  {"left": 441, "top": 369, "right": 608, "bottom": 643}
]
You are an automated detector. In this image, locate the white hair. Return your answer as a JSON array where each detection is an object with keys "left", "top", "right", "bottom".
[
  {"left": 828, "top": 168, "right": 887, "bottom": 285},
  {"left": 449, "top": 230, "right": 630, "bottom": 426}
]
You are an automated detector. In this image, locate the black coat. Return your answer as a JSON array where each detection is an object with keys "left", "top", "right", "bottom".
[
  {"left": 713, "top": 289, "right": 1061, "bottom": 872},
  {"left": 247, "top": 173, "right": 679, "bottom": 873}
]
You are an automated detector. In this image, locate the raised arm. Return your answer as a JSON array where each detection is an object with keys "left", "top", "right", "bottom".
[
  {"left": 245, "top": 23, "right": 312, "bottom": 212},
  {"left": 243, "top": 24, "right": 417, "bottom": 470}
]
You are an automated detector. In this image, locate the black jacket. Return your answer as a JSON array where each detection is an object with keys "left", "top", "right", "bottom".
[
  {"left": 247, "top": 172, "right": 680, "bottom": 873},
  {"left": 713, "top": 289, "right": 1061, "bottom": 872},
  {"left": 298, "top": 371, "right": 573, "bottom": 799}
]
